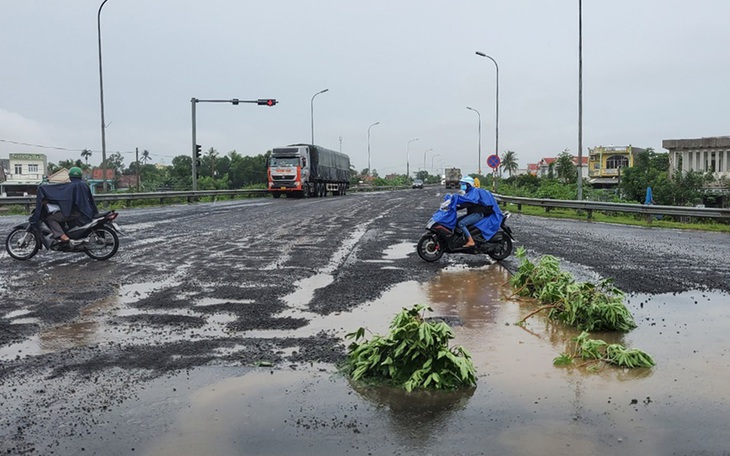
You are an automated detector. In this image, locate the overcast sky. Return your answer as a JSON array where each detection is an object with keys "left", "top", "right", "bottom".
[{"left": 1, "top": 1, "right": 728, "bottom": 176}]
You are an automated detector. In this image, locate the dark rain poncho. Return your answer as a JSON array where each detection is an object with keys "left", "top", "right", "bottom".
[{"left": 30, "top": 178, "right": 98, "bottom": 226}]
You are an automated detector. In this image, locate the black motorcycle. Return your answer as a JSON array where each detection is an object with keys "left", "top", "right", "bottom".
[
  {"left": 5, "top": 210, "right": 122, "bottom": 261},
  {"left": 416, "top": 195, "right": 515, "bottom": 262}
]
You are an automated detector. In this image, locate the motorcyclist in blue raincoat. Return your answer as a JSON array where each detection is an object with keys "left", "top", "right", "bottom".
[{"left": 454, "top": 176, "right": 503, "bottom": 247}]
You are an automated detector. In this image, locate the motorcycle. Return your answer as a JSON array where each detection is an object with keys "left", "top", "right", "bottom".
[
  {"left": 5, "top": 210, "right": 122, "bottom": 261},
  {"left": 416, "top": 193, "right": 515, "bottom": 262}
]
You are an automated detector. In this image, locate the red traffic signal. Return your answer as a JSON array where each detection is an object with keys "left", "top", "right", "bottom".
[{"left": 257, "top": 99, "right": 278, "bottom": 107}]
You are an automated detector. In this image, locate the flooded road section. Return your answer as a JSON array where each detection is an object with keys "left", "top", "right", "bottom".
[{"left": 109, "top": 267, "right": 729, "bottom": 456}]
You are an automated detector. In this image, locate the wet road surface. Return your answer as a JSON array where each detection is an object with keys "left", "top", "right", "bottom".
[{"left": 1, "top": 188, "right": 729, "bottom": 455}]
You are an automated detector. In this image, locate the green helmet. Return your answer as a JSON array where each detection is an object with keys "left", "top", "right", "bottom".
[{"left": 69, "top": 167, "right": 83, "bottom": 178}]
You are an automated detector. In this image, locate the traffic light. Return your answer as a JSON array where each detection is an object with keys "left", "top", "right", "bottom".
[
  {"left": 257, "top": 99, "right": 278, "bottom": 107},
  {"left": 195, "top": 144, "right": 202, "bottom": 167}
]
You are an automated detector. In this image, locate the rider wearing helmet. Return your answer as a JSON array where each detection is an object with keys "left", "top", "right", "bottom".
[
  {"left": 39, "top": 166, "right": 99, "bottom": 243},
  {"left": 456, "top": 176, "right": 496, "bottom": 248}
]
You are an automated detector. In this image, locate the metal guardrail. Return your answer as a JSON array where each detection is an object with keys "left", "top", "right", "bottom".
[
  {"left": 494, "top": 194, "right": 730, "bottom": 220},
  {"left": 0, "top": 186, "right": 411, "bottom": 213},
  {"left": 1, "top": 187, "right": 727, "bottom": 220}
]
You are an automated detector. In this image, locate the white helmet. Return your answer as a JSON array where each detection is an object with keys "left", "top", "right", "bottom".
[{"left": 459, "top": 176, "right": 475, "bottom": 186}]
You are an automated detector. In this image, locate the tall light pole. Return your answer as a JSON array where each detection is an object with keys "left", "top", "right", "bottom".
[
  {"left": 406, "top": 138, "right": 418, "bottom": 178},
  {"left": 367, "top": 121, "right": 379, "bottom": 175},
  {"left": 97, "top": 0, "right": 111, "bottom": 192},
  {"left": 431, "top": 153, "right": 440, "bottom": 173},
  {"left": 466, "top": 106, "right": 481, "bottom": 174},
  {"left": 311, "top": 88, "right": 329, "bottom": 145},
  {"left": 577, "top": 0, "right": 584, "bottom": 200},
  {"left": 476, "top": 51, "right": 499, "bottom": 189},
  {"left": 422, "top": 148, "right": 433, "bottom": 172}
]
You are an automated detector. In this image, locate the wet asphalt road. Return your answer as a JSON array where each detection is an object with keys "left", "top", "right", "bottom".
[{"left": 0, "top": 187, "right": 728, "bottom": 455}]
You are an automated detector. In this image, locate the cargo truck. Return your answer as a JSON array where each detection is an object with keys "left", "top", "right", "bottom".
[
  {"left": 267, "top": 144, "right": 351, "bottom": 198},
  {"left": 444, "top": 168, "right": 462, "bottom": 189}
]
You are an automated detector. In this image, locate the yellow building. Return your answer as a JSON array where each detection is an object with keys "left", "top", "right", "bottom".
[{"left": 588, "top": 145, "right": 646, "bottom": 186}]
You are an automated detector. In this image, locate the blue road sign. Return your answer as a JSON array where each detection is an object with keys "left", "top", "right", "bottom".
[{"left": 487, "top": 154, "right": 500, "bottom": 169}]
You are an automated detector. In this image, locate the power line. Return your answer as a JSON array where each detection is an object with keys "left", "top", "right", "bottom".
[{"left": 0, "top": 138, "right": 181, "bottom": 160}]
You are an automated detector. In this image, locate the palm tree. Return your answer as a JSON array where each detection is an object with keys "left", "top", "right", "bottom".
[
  {"left": 81, "top": 149, "right": 92, "bottom": 165},
  {"left": 141, "top": 150, "right": 151, "bottom": 164},
  {"left": 58, "top": 159, "right": 76, "bottom": 170},
  {"left": 500, "top": 150, "right": 519, "bottom": 177}
]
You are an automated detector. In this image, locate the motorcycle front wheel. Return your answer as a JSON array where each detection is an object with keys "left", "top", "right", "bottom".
[
  {"left": 487, "top": 233, "right": 513, "bottom": 260},
  {"left": 5, "top": 228, "right": 40, "bottom": 261},
  {"left": 84, "top": 226, "right": 120, "bottom": 260},
  {"left": 417, "top": 233, "right": 444, "bottom": 262}
]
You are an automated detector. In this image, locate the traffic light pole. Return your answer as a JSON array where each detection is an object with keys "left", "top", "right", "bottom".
[
  {"left": 190, "top": 97, "right": 277, "bottom": 191},
  {"left": 191, "top": 98, "right": 198, "bottom": 190}
]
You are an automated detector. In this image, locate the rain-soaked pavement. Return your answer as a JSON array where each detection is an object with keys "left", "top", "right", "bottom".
[{"left": 1, "top": 188, "right": 729, "bottom": 455}]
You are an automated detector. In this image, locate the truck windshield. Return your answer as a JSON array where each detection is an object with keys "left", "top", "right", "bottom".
[{"left": 270, "top": 157, "right": 299, "bottom": 167}]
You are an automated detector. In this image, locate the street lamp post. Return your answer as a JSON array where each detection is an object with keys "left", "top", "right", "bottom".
[
  {"left": 422, "top": 148, "right": 433, "bottom": 172},
  {"left": 577, "top": 0, "right": 584, "bottom": 200},
  {"left": 466, "top": 106, "right": 481, "bottom": 174},
  {"left": 97, "top": 0, "right": 111, "bottom": 192},
  {"left": 431, "top": 153, "right": 440, "bottom": 173},
  {"left": 475, "top": 51, "right": 499, "bottom": 190},
  {"left": 367, "top": 121, "right": 380, "bottom": 175},
  {"left": 311, "top": 88, "right": 329, "bottom": 145},
  {"left": 406, "top": 138, "right": 419, "bottom": 178}
]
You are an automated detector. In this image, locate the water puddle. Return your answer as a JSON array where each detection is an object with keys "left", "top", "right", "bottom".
[
  {"left": 381, "top": 241, "right": 416, "bottom": 260},
  {"left": 132, "top": 269, "right": 730, "bottom": 456}
]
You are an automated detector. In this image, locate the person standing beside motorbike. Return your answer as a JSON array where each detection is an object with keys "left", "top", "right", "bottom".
[{"left": 456, "top": 176, "right": 502, "bottom": 248}]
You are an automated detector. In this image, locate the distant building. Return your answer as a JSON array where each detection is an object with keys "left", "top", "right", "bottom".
[
  {"left": 87, "top": 168, "right": 116, "bottom": 194},
  {"left": 48, "top": 168, "right": 70, "bottom": 183},
  {"left": 511, "top": 164, "right": 536, "bottom": 176},
  {"left": 536, "top": 157, "right": 555, "bottom": 177},
  {"left": 588, "top": 145, "right": 647, "bottom": 186},
  {"left": 664, "top": 136, "right": 730, "bottom": 188},
  {"left": 0, "top": 153, "right": 48, "bottom": 197},
  {"left": 117, "top": 175, "right": 139, "bottom": 190},
  {"left": 536, "top": 156, "right": 588, "bottom": 178},
  {"left": 0, "top": 159, "right": 8, "bottom": 183}
]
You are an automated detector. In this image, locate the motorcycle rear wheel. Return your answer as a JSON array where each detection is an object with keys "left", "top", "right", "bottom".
[
  {"left": 487, "top": 234, "right": 513, "bottom": 260},
  {"left": 417, "top": 233, "right": 444, "bottom": 262},
  {"left": 84, "top": 226, "right": 119, "bottom": 260},
  {"left": 5, "top": 228, "right": 40, "bottom": 261}
]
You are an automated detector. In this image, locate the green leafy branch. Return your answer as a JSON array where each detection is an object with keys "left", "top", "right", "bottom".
[
  {"left": 345, "top": 304, "right": 476, "bottom": 392},
  {"left": 510, "top": 247, "right": 654, "bottom": 369},
  {"left": 554, "top": 331, "right": 656, "bottom": 368},
  {"left": 510, "top": 247, "right": 636, "bottom": 332}
]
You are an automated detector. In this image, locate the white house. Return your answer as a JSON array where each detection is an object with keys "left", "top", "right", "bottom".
[
  {"left": 0, "top": 153, "right": 48, "bottom": 197},
  {"left": 664, "top": 136, "right": 730, "bottom": 187}
]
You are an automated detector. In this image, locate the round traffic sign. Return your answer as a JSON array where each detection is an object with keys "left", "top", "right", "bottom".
[{"left": 487, "top": 154, "right": 500, "bottom": 169}]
